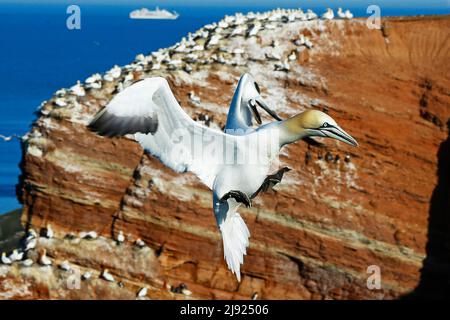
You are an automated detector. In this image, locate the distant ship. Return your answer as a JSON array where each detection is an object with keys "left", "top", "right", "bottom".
[{"left": 129, "top": 7, "right": 179, "bottom": 20}]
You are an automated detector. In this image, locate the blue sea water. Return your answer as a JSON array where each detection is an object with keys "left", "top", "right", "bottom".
[{"left": 0, "top": 2, "right": 449, "bottom": 214}]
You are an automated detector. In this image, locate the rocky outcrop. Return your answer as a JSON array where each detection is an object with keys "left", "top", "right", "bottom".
[{"left": 2, "top": 10, "right": 450, "bottom": 299}]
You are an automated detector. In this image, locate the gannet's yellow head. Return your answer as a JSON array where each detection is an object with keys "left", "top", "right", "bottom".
[{"left": 285, "top": 109, "right": 358, "bottom": 147}]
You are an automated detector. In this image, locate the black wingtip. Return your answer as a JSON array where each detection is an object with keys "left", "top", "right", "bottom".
[{"left": 88, "top": 108, "right": 158, "bottom": 137}]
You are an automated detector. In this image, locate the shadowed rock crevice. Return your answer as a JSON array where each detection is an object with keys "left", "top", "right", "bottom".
[{"left": 403, "top": 119, "right": 450, "bottom": 299}]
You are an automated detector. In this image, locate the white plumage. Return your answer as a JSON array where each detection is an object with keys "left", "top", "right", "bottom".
[
  {"left": 88, "top": 76, "right": 358, "bottom": 281},
  {"left": 21, "top": 258, "right": 34, "bottom": 267},
  {"left": 101, "top": 269, "right": 115, "bottom": 282},
  {"left": 137, "top": 287, "right": 148, "bottom": 297},
  {"left": 59, "top": 260, "right": 72, "bottom": 272},
  {"left": 39, "top": 249, "right": 52, "bottom": 266},
  {"left": 1, "top": 252, "right": 12, "bottom": 265},
  {"left": 322, "top": 8, "right": 334, "bottom": 20},
  {"left": 117, "top": 230, "right": 125, "bottom": 243},
  {"left": 337, "top": 7, "right": 346, "bottom": 19},
  {"left": 9, "top": 249, "right": 23, "bottom": 262}
]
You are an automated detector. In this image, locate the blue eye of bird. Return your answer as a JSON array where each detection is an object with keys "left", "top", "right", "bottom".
[{"left": 322, "top": 122, "right": 329, "bottom": 128}]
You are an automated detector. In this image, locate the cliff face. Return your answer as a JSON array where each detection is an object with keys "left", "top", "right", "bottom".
[{"left": 3, "top": 12, "right": 450, "bottom": 299}]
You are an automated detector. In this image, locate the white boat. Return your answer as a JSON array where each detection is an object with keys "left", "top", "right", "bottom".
[{"left": 129, "top": 7, "right": 179, "bottom": 20}]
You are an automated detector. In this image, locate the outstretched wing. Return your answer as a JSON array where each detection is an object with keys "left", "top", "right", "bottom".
[
  {"left": 89, "top": 77, "right": 235, "bottom": 189},
  {"left": 225, "top": 73, "right": 282, "bottom": 133},
  {"left": 88, "top": 79, "right": 158, "bottom": 137}
]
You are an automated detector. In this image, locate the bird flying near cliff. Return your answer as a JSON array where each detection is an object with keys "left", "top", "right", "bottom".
[{"left": 89, "top": 76, "right": 358, "bottom": 281}]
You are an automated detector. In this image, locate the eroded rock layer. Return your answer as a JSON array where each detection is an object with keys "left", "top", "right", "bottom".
[{"left": 3, "top": 11, "right": 450, "bottom": 299}]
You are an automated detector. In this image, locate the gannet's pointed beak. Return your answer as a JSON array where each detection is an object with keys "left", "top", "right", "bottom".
[
  {"left": 321, "top": 125, "right": 358, "bottom": 147},
  {"left": 254, "top": 97, "right": 282, "bottom": 121}
]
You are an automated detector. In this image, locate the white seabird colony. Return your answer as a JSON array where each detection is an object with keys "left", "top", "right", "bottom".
[
  {"left": 37, "top": 6, "right": 356, "bottom": 124},
  {"left": 337, "top": 8, "right": 354, "bottom": 19}
]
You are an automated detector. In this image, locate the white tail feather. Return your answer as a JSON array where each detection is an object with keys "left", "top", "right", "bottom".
[{"left": 219, "top": 211, "right": 250, "bottom": 282}]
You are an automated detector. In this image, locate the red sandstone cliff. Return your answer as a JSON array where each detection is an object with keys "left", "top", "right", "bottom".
[{"left": 1, "top": 13, "right": 449, "bottom": 300}]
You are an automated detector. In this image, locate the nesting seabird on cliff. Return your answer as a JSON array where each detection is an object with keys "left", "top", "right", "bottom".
[
  {"left": 39, "top": 249, "right": 52, "bottom": 266},
  {"left": 344, "top": 9, "right": 354, "bottom": 19},
  {"left": 88, "top": 76, "right": 358, "bottom": 281},
  {"left": 9, "top": 249, "right": 23, "bottom": 262},
  {"left": 322, "top": 8, "right": 334, "bottom": 20},
  {"left": 1, "top": 252, "right": 12, "bottom": 265}
]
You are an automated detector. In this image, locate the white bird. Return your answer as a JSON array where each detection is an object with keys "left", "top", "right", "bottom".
[
  {"left": 1, "top": 252, "right": 12, "bottom": 265},
  {"left": 322, "top": 8, "right": 334, "bottom": 20},
  {"left": 85, "top": 73, "right": 102, "bottom": 84},
  {"left": 81, "top": 231, "right": 98, "bottom": 240},
  {"left": 182, "top": 288, "right": 192, "bottom": 296},
  {"left": 207, "top": 34, "right": 222, "bottom": 47},
  {"left": 231, "top": 25, "right": 246, "bottom": 37},
  {"left": 27, "top": 229, "right": 37, "bottom": 239},
  {"left": 191, "top": 44, "right": 204, "bottom": 52},
  {"left": 344, "top": 9, "right": 354, "bottom": 19},
  {"left": 134, "top": 238, "right": 146, "bottom": 248},
  {"left": 0, "top": 134, "right": 14, "bottom": 142},
  {"left": 9, "top": 249, "right": 23, "bottom": 262},
  {"left": 337, "top": 7, "right": 346, "bottom": 19},
  {"left": 106, "top": 71, "right": 120, "bottom": 83},
  {"left": 189, "top": 91, "right": 201, "bottom": 104},
  {"left": 247, "top": 23, "right": 261, "bottom": 37},
  {"left": 25, "top": 237, "right": 37, "bottom": 251},
  {"left": 39, "top": 249, "right": 52, "bottom": 266},
  {"left": 21, "top": 259, "right": 34, "bottom": 267},
  {"left": 304, "top": 38, "right": 313, "bottom": 49},
  {"left": 218, "top": 21, "right": 229, "bottom": 28},
  {"left": 116, "top": 231, "right": 125, "bottom": 244},
  {"left": 82, "top": 271, "right": 92, "bottom": 280},
  {"left": 265, "top": 51, "right": 281, "bottom": 61},
  {"left": 59, "top": 260, "right": 71, "bottom": 272},
  {"left": 137, "top": 287, "right": 148, "bottom": 297},
  {"left": 70, "top": 81, "right": 86, "bottom": 97},
  {"left": 274, "top": 59, "right": 290, "bottom": 72},
  {"left": 101, "top": 269, "right": 115, "bottom": 282},
  {"left": 54, "top": 98, "right": 67, "bottom": 107},
  {"left": 43, "top": 224, "right": 54, "bottom": 239},
  {"left": 108, "top": 65, "right": 122, "bottom": 79},
  {"left": 288, "top": 52, "right": 297, "bottom": 61},
  {"left": 88, "top": 76, "right": 358, "bottom": 281},
  {"left": 306, "top": 9, "right": 317, "bottom": 20}
]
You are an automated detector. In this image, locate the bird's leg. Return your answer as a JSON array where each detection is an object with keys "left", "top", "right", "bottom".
[
  {"left": 251, "top": 167, "right": 291, "bottom": 199},
  {"left": 220, "top": 190, "right": 252, "bottom": 208}
]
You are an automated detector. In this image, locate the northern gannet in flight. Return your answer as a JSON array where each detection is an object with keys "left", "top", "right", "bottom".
[
  {"left": 0, "top": 134, "right": 20, "bottom": 142},
  {"left": 89, "top": 76, "right": 358, "bottom": 281}
]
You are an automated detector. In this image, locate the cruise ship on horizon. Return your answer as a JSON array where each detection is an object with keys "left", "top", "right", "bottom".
[{"left": 129, "top": 7, "right": 179, "bottom": 20}]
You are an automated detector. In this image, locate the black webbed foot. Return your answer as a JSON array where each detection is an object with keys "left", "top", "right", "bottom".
[
  {"left": 220, "top": 190, "right": 252, "bottom": 208},
  {"left": 252, "top": 167, "right": 292, "bottom": 199}
]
